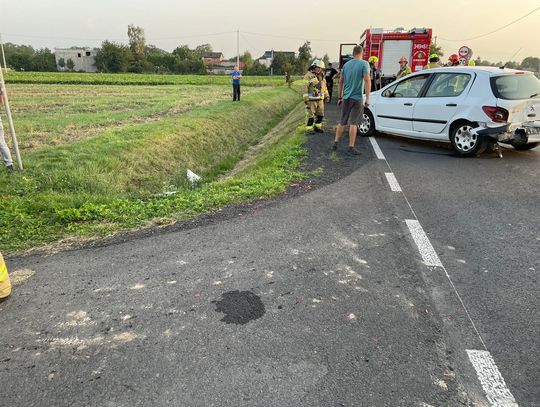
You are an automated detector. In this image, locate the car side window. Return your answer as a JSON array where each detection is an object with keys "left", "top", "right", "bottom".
[
  {"left": 382, "top": 84, "right": 398, "bottom": 97},
  {"left": 425, "top": 73, "right": 471, "bottom": 97},
  {"left": 390, "top": 75, "right": 429, "bottom": 98}
]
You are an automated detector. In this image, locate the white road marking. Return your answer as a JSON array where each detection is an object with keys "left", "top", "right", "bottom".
[
  {"left": 405, "top": 219, "right": 443, "bottom": 267},
  {"left": 369, "top": 137, "right": 386, "bottom": 160},
  {"left": 466, "top": 350, "right": 518, "bottom": 407},
  {"left": 370, "top": 133, "right": 515, "bottom": 406},
  {"left": 384, "top": 172, "right": 402, "bottom": 192}
]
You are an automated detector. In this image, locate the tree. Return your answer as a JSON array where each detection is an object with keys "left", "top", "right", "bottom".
[
  {"left": 243, "top": 60, "right": 268, "bottom": 76},
  {"left": 127, "top": 25, "right": 148, "bottom": 72},
  {"left": 296, "top": 41, "right": 312, "bottom": 74},
  {"left": 58, "top": 57, "right": 66, "bottom": 71},
  {"left": 322, "top": 53, "right": 330, "bottom": 67},
  {"left": 172, "top": 45, "right": 206, "bottom": 74},
  {"left": 31, "top": 48, "right": 57, "bottom": 71},
  {"left": 66, "top": 58, "right": 75, "bottom": 71},
  {"left": 95, "top": 41, "right": 132, "bottom": 73},
  {"left": 195, "top": 44, "right": 213, "bottom": 57},
  {"left": 430, "top": 43, "right": 444, "bottom": 57},
  {"left": 271, "top": 53, "right": 295, "bottom": 75},
  {"left": 521, "top": 56, "right": 540, "bottom": 72},
  {"left": 3, "top": 43, "right": 35, "bottom": 71}
]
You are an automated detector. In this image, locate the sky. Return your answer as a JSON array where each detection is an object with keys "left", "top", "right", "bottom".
[{"left": 0, "top": 0, "right": 539, "bottom": 64}]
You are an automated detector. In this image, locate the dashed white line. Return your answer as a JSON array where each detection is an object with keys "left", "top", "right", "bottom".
[
  {"left": 384, "top": 172, "right": 402, "bottom": 192},
  {"left": 405, "top": 219, "right": 443, "bottom": 267},
  {"left": 369, "top": 137, "right": 386, "bottom": 160},
  {"left": 467, "top": 350, "right": 518, "bottom": 407},
  {"left": 371, "top": 137, "right": 515, "bottom": 406}
]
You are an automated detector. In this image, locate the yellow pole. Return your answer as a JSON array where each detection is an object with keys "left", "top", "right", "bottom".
[{"left": 0, "top": 252, "right": 12, "bottom": 299}]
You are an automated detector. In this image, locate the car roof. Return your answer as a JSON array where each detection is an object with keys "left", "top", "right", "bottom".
[{"left": 411, "top": 66, "right": 536, "bottom": 77}]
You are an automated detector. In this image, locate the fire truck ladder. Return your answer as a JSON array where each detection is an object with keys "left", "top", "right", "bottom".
[{"left": 370, "top": 34, "right": 383, "bottom": 61}]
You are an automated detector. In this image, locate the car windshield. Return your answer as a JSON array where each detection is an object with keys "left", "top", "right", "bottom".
[{"left": 490, "top": 74, "right": 540, "bottom": 100}]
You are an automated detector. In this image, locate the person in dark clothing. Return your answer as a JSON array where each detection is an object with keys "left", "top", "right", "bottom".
[
  {"left": 324, "top": 63, "right": 338, "bottom": 102},
  {"left": 232, "top": 67, "right": 242, "bottom": 101}
]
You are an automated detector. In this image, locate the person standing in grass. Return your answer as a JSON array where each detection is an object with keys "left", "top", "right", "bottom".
[
  {"left": 333, "top": 45, "right": 371, "bottom": 155},
  {"left": 232, "top": 66, "right": 242, "bottom": 101},
  {"left": 0, "top": 86, "right": 14, "bottom": 172}
]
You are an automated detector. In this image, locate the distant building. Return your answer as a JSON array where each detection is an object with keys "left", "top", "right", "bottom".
[
  {"left": 54, "top": 48, "right": 98, "bottom": 72},
  {"left": 257, "top": 50, "right": 296, "bottom": 68},
  {"left": 201, "top": 52, "right": 224, "bottom": 67},
  {"left": 206, "top": 61, "right": 245, "bottom": 75}
]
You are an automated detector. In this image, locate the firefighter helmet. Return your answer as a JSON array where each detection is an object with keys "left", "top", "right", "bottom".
[
  {"left": 399, "top": 57, "right": 408, "bottom": 63},
  {"left": 310, "top": 59, "right": 325, "bottom": 69},
  {"left": 429, "top": 53, "right": 439, "bottom": 62},
  {"left": 448, "top": 54, "right": 459, "bottom": 64},
  {"left": 368, "top": 56, "right": 379, "bottom": 64}
]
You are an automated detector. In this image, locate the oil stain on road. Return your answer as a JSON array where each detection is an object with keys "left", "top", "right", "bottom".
[{"left": 213, "top": 290, "right": 265, "bottom": 325}]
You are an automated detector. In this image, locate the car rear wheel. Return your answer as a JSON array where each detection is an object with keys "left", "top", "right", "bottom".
[
  {"left": 450, "top": 122, "right": 487, "bottom": 157},
  {"left": 358, "top": 109, "right": 375, "bottom": 137},
  {"left": 511, "top": 142, "right": 539, "bottom": 151}
]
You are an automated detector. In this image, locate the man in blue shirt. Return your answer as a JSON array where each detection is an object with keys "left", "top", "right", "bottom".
[
  {"left": 333, "top": 45, "right": 371, "bottom": 155},
  {"left": 232, "top": 66, "right": 242, "bottom": 101}
]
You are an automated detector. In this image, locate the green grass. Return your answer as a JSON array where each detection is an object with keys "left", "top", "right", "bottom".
[
  {"left": 8, "top": 84, "right": 268, "bottom": 149},
  {"left": 0, "top": 85, "right": 306, "bottom": 254},
  {"left": 5, "top": 72, "right": 287, "bottom": 87}
]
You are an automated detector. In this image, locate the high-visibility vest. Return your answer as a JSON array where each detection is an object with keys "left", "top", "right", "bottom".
[
  {"left": 0, "top": 252, "right": 12, "bottom": 299},
  {"left": 303, "top": 72, "right": 329, "bottom": 101},
  {"left": 396, "top": 66, "right": 412, "bottom": 79},
  {"left": 424, "top": 62, "right": 442, "bottom": 70}
]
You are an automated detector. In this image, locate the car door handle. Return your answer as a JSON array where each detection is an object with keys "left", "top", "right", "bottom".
[
  {"left": 446, "top": 103, "right": 457, "bottom": 107},
  {"left": 404, "top": 103, "right": 413, "bottom": 106}
]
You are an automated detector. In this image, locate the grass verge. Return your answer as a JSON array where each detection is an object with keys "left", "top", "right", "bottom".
[
  {"left": 1, "top": 90, "right": 307, "bottom": 254},
  {"left": 5, "top": 72, "right": 287, "bottom": 87}
]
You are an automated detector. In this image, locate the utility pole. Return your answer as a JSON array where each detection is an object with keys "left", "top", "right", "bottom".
[
  {"left": 0, "top": 57, "right": 23, "bottom": 170},
  {"left": 270, "top": 49, "right": 274, "bottom": 76},
  {"left": 236, "top": 29, "right": 240, "bottom": 68},
  {"left": 0, "top": 33, "right": 7, "bottom": 73}
]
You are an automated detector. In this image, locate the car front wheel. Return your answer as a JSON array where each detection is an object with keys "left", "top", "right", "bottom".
[
  {"left": 511, "top": 142, "right": 539, "bottom": 151},
  {"left": 358, "top": 109, "right": 375, "bottom": 137},
  {"left": 450, "top": 122, "right": 487, "bottom": 157}
]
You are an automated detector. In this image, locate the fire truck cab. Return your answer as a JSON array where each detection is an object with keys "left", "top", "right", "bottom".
[{"left": 340, "top": 27, "right": 432, "bottom": 87}]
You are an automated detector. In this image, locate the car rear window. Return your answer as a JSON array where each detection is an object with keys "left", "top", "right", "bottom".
[{"left": 490, "top": 74, "right": 540, "bottom": 100}]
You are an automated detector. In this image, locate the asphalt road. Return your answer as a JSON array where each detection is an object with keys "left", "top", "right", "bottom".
[{"left": 1, "top": 103, "right": 538, "bottom": 406}]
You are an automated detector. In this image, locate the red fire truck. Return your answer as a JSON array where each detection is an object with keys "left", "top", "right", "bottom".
[{"left": 340, "top": 27, "right": 432, "bottom": 85}]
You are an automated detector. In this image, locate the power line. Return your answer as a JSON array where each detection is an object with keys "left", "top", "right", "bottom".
[
  {"left": 1, "top": 30, "right": 237, "bottom": 43},
  {"left": 242, "top": 30, "right": 344, "bottom": 43},
  {"left": 438, "top": 5, "right": 540, "bottom": 42}
]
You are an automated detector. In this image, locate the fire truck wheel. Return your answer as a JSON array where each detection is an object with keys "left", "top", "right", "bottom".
[
  {"left": 358, "top": 109, "right": 375, "bottom": 137},
  {"left": 450, "top": 121, "right": 487, "bottom": 157},
  {"left": 511, "top": 142, "right": 539, "bottom": 151}
]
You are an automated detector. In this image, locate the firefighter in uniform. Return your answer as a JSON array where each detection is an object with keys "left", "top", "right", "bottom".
[
  {"left": 424, "top": 53, "right": 442, "bottom": 69},
  {"left": 396, "top": 57, "right": 412, "bottom": 80},
  {"left": 368, "top": 56, "right": 382, "bottom": 91},
  {"left": 0, "top": 251, "right": 11, "bottom": 301},
  {"left": 303, "top": 59, "right": 329, "bottom": 133},
  {"left": 448, "top": 54, "right": 460, "bottom": 66}
]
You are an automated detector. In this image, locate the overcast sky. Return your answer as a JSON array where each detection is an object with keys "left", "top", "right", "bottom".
[{"left": 1, "top": 0, "right": 539, "bottom": 64}]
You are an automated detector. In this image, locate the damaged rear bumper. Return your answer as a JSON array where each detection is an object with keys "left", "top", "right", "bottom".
[{"left": 471, "top": 121, "right": 540, "bottom": 144}]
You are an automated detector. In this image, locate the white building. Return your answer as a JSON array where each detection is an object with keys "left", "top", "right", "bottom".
[
  {"left": 257, "top": 50, "right": 296, "bottom": 68},
  {"left": 54, "top": 48, "right": 98, "bottom": 72}
]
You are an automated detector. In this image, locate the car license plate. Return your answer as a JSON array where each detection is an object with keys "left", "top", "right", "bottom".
[{"left": 522, "top": 126, "right": 540, "bottom": 135}]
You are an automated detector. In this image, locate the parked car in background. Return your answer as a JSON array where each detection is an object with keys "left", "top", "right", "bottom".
[{"left": 359, "top": 66, "right": 540, "bottom": 156}]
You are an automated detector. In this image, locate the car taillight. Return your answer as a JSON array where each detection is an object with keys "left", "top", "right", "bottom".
[{"left": 482, "top": 106, "right": 509, "bottom": 123}]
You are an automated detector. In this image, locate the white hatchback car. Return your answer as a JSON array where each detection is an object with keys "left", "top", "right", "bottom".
[{"left": 359, "top": 66, "right": 540, "bottom": 156}]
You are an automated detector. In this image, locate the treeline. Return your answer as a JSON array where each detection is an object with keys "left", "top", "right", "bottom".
[
  {"left": 2, "top": 25, "right": 325, "bottom": 75},
  {"left": 475, "top": 56, "right": 540, "bottom": 72},
  {"left": 2, "top": 44, "right": 57, "bottom": 72}
]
